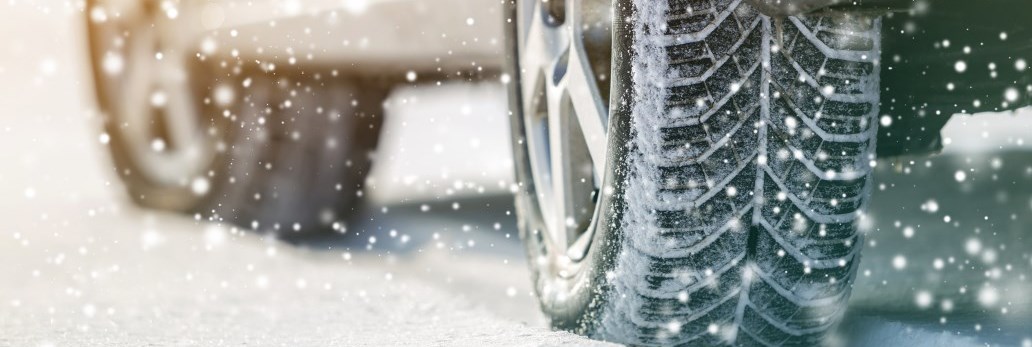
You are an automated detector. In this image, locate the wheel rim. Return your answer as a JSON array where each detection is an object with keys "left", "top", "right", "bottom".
[
  {"left": 89, "top": 0, "right": 214, "bottom": 186},
  {"left": 517, "top": 0, "right": 613, "bottom": 276}
]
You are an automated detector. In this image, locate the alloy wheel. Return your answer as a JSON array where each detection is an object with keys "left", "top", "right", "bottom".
[
  {"left": 516, "top": 0, "right": 613, "bottom": 276},
  {"left": 88, "top": 0, "right": 215, "bottom": 187}
]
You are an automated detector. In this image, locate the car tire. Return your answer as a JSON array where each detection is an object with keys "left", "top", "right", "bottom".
[
  {"left": 506, "top": 0, "right": 880, "bottom": 345},
  {"left": 85, "top": 0, "right": 385, "bottom": 234}
]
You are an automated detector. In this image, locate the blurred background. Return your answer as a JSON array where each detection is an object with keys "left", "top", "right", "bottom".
[{"left": 1, "top": 1, "right": 1030, "bottom": 346}]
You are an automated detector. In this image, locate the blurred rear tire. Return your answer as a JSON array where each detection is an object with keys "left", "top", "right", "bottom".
[
  {"left": 202, "top": 71, "right": 386, "bottom": 234},
  {"left": 85, "top": 0, "right": 385, "bottom": 234}
]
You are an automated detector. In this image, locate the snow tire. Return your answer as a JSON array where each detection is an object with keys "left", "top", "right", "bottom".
[{"left": 507, "top": 0, "right": 881, "bottom": 345}]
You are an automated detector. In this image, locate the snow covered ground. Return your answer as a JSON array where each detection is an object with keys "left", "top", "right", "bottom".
[{"left": 1, "top": 2, "right": 1030, "bottom": 346}]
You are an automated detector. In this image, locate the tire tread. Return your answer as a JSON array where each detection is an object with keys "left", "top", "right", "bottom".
[{"left": 596, "top": 0, "right": 879, "bottom": 345}]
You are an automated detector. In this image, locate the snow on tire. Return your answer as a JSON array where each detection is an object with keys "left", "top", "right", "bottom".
[
  {"left": 508, "top": 0, "right": 881, "bottom": 345},
  {"left": 599, "top": 1, "right": 880, "bottom": 345}
]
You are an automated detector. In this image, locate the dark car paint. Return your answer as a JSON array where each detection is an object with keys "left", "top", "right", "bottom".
[{"left": 877, "top": 0, "right": 1031, "bottom": 157}]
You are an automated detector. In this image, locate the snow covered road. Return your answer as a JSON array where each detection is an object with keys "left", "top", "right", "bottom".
[
  {"left": 2, "top": 3, "right": 1031, "bottom": 346},
  {"left": 0, "top": 197, "right": 608, "bottom": 346},
  {"left": 2, "top": 144, "right": 1029, "bottom": 347}
]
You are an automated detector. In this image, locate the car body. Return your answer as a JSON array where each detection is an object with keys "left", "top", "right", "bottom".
[
  {"left": 87, "top": 0, "right": 1027, "bottom": 160},
  {"left": 83, "top": 0, "right": 510, "bottom": 219},
  {"left": 877, "top": 0, "right": 1031, "bottom": 156},
  {"left": 150, "top": 0, "right": 505, "bottom": 74}
]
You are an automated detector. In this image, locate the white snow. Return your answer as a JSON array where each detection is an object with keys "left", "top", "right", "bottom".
[
  {"left": 954, "top": 170, "right": 966, "bottom": 182},
  {"left": 366, "top": 83, "right": 514, "bottom": 204},
  {"left": 841, "top": 318, "right": 983, "bottom": 347},
  {"left": 940, "top": 107, "right": 1032, "bottom": 154},
  {"left": 1004, "top": 87, "right": 1019, "bottom": 103},
  {"left": 1, "top": 2, "right": 1029, "bottom": 346},
  {"left": 892, "top": 255, "right": 907, "bottom": 270}
]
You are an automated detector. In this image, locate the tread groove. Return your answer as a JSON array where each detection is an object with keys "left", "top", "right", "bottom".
[{"left": 594, "top": 1, "right": 879, "bottom": 345}]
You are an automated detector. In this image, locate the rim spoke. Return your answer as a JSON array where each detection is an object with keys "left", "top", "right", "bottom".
[
  {"left": 566, "top": 44, "right": 608, "bottom": 176},
  {"left": 565, "top": 0, "right": 608, "bottom": 176},
  {"left": 156, "top": 50, "right": 203, "bottom": 153},
  {"left": 519, "top": 1, "right": 567, "bottom": 115},
  {"left": 525, "top": 82, "right": 556, "bottom": 238},
  {"left": 518, "top": 0, "right": 610, "bottom": 257},
  {"left": 546, "top": 80, "right": 571, "bottom": 248},
  {"left": 120, "top": 25, "right": 157, "bottom": 134},
  {"left": 523, "top": 0, "right": 564, "bottom": 250},
  {"left": 92, "top": 0, "right": 214, "bottom": 184},
  {"left": 521, "top": 21, "right": 554, "bottom": 237}
]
